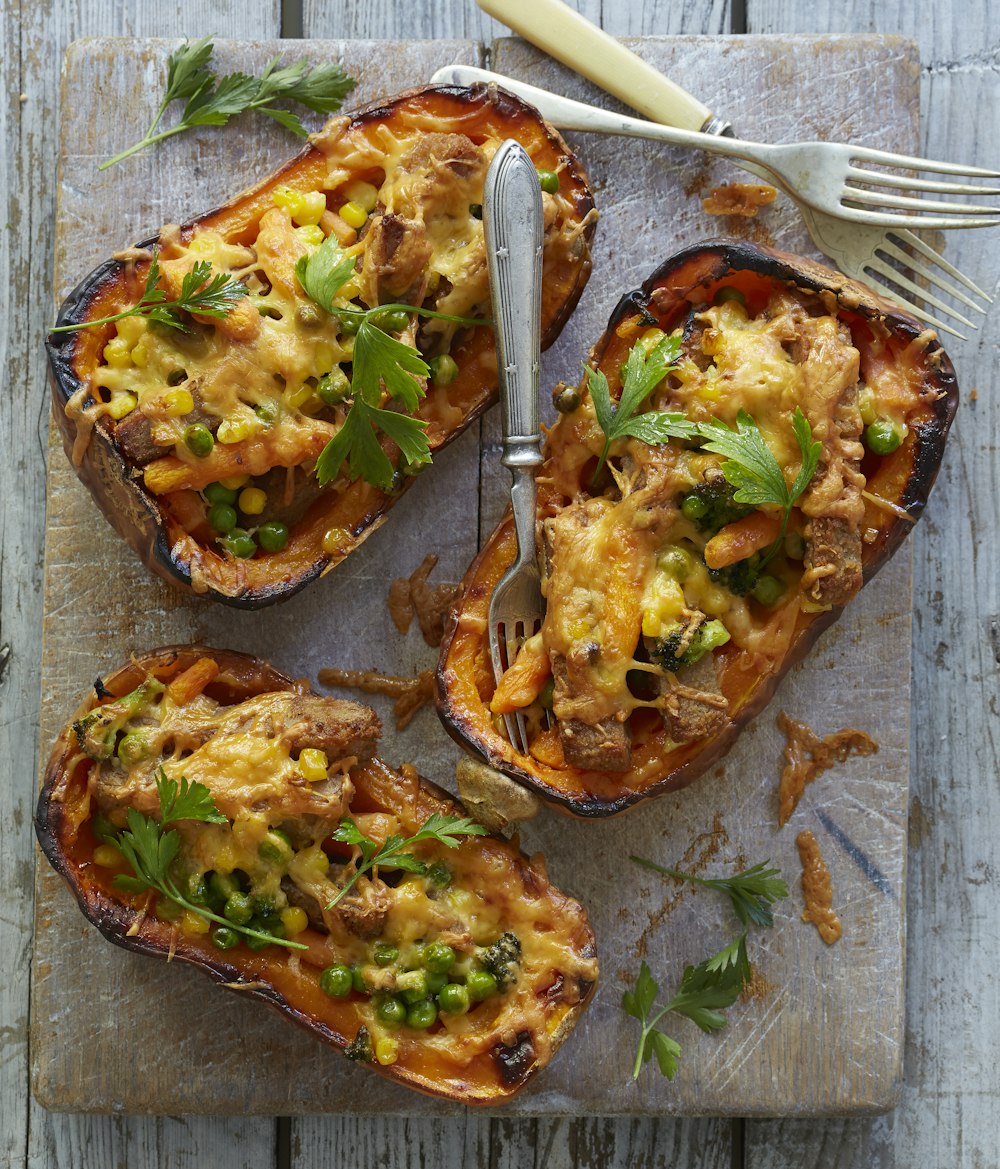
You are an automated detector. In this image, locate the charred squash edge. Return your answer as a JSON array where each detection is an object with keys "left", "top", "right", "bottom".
[
  {"left": 46, "top": 84, "right": 596, "bottom": 609},
  {"left": 34, "top": 645, "right": 598, "bottom": 1103},
  {"left": 435, "top": 240, "right": 959, "bottom": 818}
]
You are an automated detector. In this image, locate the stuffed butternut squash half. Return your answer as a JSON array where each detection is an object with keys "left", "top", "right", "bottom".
[
  {"left": 47, "top": 84, "right": 595, "bottom": 607},
  {"left": 35, "top": 646, "right": 597, "bottom": 1102},
  {"left": 437, "top": 242, "right": 958, "bottom": 817}
]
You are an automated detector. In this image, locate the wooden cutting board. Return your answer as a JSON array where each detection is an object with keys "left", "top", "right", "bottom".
[{"left": 32, "top": 33, "right": 920, "bottom": 1117}]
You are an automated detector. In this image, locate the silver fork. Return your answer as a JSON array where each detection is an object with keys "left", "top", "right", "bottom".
[
  {"left": 434, "top": 64, "right": 994, "bottom": 339},
  {"left": 483, "top": 139, "right": 546, "bottom": 756}
]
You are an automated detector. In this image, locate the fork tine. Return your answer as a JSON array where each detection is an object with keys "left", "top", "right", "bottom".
[
  {"left": 860, "top": 270, "right": 967, "bottom": 339},
  {"left": 890, "top": 229, "right": 995, "bottom": 303},
  {"left": 491, "top": 620, "right": 529, "bottom": 754},
  {"left": 878, "top": 235, "right": 991, "bottom": 315},
  {"left": 846, "top": 144, "right": 1000, "bottom": 179},
  {"left": 863, "top": 257, "right": 975, "bottom": 334},
  {"left": 844, "top": 187, "right": 1000, "bottom": 218},
  {"left": 842, "top": 208, "right": 1000, "bottom": 230},
  {"left": 845, "top": 166, "right": 1000, "bottom": 198}
]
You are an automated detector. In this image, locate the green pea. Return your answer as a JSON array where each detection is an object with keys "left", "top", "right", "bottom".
[
  {"left": 539, "top": 678, "right": 555, "bottom": 710},
  {"left": 185, "top": 873, "right": 210, "bottom": 906},
  {"left": 351, "top": 965, "right": 369, "bottom": 994},
  {"left": 752, "top": 575, "right": 786, "bottom": 607},
  {"left": 208, "top": 502, "right": 238, "bottom": 535},
  {"left": 469, "top": 203, "right": 483, "bottom": 220},
  {"left": 257, "top": 521, "right": 289, "bottom": 553},
  {"left": 338, "top": 312, "right": 363, "bottom": 336},
  {"left": 254, "top": 400, "right": 278, "bottom": 424},
  {"left": 374, "top": 309, "right": 409, "bottom": 334},
  {"left": 399, "top": 971, "right": 429, "bottom": 1004},
  {"left": 203, "top": 482, "right": 238, "bottom": 506},
  {"left": 224, "top": 892, "right": 253, "bottom": 926},
  {"left": 184, "top": 424, "right": 214, "bottom": 457},
  {"left": 250, "top": 893, "right": 279, "bottom": 920},
  {"left": 422, "top": 942, "right": 456, "bottom": 974},
  {"left": 317, "top": 369, "right": 351, "bottom": 406},
  {"left": 297, "top": 304, "right": 323, "bottom": 328},
  {"left": 437, "top": 982, "right": 470, "bottom": 1014},
  {"left": 208, "top": 870, "right": 241, "bottom": 906},
  {"left": 713, "top": 285, "right": 746, "bottom": 306},
  {"left": 244, "top": 929, "right": 274, "bottom": 951},
  {"left": 426, "top": 971, "right": 447, "bottom": 996},
  {"left": 258, "top": 828, "right": 294, "bottom": 866},
  {"left": 376, "top": 995, "right": 407, "bottom": 1027},
  {"left": 865, "top": 419, "right": 903, "bottom": 455},
  {"left": 429, "top": 354, "right": 459, "bottom": 387},
  {"left": 222, "top": 529, "right": 257, "bottom": 559},
  {"left": 117, "top": 731, "right": 152, "bottom": 766},
  {"left": 552, "top": 384, "right": 581, "bottom": 414},
  {"left": 211, "top": 926, "right": 241, "bottom": 951},
  {"left": 374, "top": 943, "right": 398, "bottom": 967},
  {"left": 658, "top": 545, "right": 695, "bottom": 581},
  {"left": 784, "top": 531, "right": 806, "bottom": 561},
  {"left": 537, "top": 169, "right": 560, "bottom": 194},
  {"left": 681, "top": 493, "right": 709, "bottom": 522},
  {"left": 320, "top": 963, "right": 354, "bottom": 999},
  {"left": 406, "top": 999, "right": 438, "bottom": 1030},
  {"left": 426, "top": 861, "right": 452, "bottom": 889},
  {"left": 466, "top": 969, "right": 498, "bottom": 1002}
]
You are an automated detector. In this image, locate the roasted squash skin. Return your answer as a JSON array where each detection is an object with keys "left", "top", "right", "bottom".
[
  {"left": 47, "top": 85, "right": 596, "bottom": 608},
  {"left": 35, "top": 646, "right": 597, "bottom": 1103},
  {"left": 436, "top": 241, "right": 958, "bottom": 818}
]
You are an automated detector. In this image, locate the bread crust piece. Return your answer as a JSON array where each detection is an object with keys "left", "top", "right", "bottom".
[
  {"left": 36, "top": 646, "right": 597, "bottom": 1103},
  {"left": 437, "top": 240, "right": 958, "bottom": 817}
]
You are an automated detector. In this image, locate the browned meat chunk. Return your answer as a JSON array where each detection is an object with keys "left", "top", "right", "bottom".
[
  {"left": 559, "top": 714, "right": 632, "bottom": 772},
  {"left": 335, "top": 876, "right": 390, "bottom": 939},
  {"left": 114, "top": 379, "right": 218, "bottom": 466},
  {"left": 278, "top": 695, "right": 381, "bottom": 763},
  {"left": 802, "top": 515, "right": 863, "bottom": 607},
  {"left": 281, "top": 876, "right": 326, "bottom": 931},
  {"left": 399, "top": 132, "right": 486, "bottom": 186},
  {"left": 662, "top": 653, "right": 729, "bottom": 743},
  {"left": 357, "top": 212, "right": 433, "bottom": 306}
]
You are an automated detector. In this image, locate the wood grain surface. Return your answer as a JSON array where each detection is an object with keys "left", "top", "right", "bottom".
[
  {"left": 4, "top": 1, "right": 996, "bottom": 1167},
  {"left": 32, "top": 33, "right": 917, "bottom": 1119}
]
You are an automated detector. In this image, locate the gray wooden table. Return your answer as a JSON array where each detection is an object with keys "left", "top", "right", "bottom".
[{"left": 2, "top": 1, "right": 996, "bottom": 1166}]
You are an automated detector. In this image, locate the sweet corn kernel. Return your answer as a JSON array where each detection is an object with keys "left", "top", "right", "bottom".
[
  {"left": 286, "top": 383, "right": 317, "bottom": 411},
  {"left": 337, "top": 278, "right": 361, "bottom": 301},
  {"left": 115, "top": 316, "right": 146, "bottom": 345},
  {"left": 220, "top": 474, "right": 250, "bottom": 490},
  {"left": 238, "top": 487, "right": 267, "bottom": 515},
  {"left": 375, "top": 1036, "right": 398, "bottom": 1066},
  {"left": 322, "top": 527, "right": 350, "bottom": 555},
  {"left": 300, "top": 845, "right": 330, "bottom": 876},
  {"left": 293, "top": 190, "right": 327, "bottom": 226},
  {"left": 162, "top": 387, "right": 195, "bottom": 417},
  {"left": 129, "top": 339, "right": 149, "bottom": 368},
  {"left": 344, "top": 179, "right": 379, "bottom": 212},
  {"left": 272, "top": 184, "right": 302, "bottom": 214},
  {"left": 107, "top": 392, "right": 138, "bottom": 420},
  {"left": 314, "top": 342, "right": 336, "bottom": 373},
  {"left": 181, "top": 910, "right": 211, "bottom": 935},
  {"left": 103, "top": 337, "right": 133, "bottom": 368},
  {"left": 217, "top": 417, "right": 259, "bottom": 444},
  {"left": 338, "top": 200, "right": 368, "bottom": 230},
  {"left": 280, "top": 907, "right": 309, "bottom": 937},
  {"left": 93, "top": 844, "right": 121, "bottom": 868},
  {"left": 295, "top": 224, "right": 325, "bottom": 247},
  {"left": 299, "top": 748, "right": 329, "bottom": 781},
  {"left": 188, "top": 234, "right": 216, "bottom": 255},
  {"left": 858, "top": 385, "right": 877, "bottom": 426}
]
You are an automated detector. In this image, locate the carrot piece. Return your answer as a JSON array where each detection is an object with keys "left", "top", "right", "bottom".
[
  {"left": 529, "top": 725, "right": 566, "bottom": 768},
  {"left": 704, "top": 510, "right": 783, "bottom": 569},
  {"left": 166, "top": 657, "right": 220, "bottom": 706},
  {"left": 489, "top": 633, "right": 551, "bottom": 715}
]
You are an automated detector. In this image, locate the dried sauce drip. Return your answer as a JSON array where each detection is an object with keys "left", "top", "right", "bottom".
[
  {"left": 796, "top": 829, "right": 842, "bottom": 944},
  {"left": 318, "top": 667, "right": 435, "bottom": 731},
  {"left": 702, "top": 183, "right": 777, "bottom": 218},
  {"left": 777, "top": 711, "right": 878, "bottom": 827},
  {"left": 388, "top": 553, "right": 459, "bottom": 648},
  {"left": 740, "top": 967, "right": 775, "bottom": 1003}
]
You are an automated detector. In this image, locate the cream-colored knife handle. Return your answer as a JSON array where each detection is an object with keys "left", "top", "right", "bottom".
[{"left": 477, "top": 0, "right": 729, "bottom": 134}]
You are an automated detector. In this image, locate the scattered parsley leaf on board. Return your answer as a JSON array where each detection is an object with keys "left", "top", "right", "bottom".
[
  {"left": 110, "top": 769, "right": 307, "bottom": 951},
  {"left": 631, "top": 856, "right": 789, "bottom": 928},
  {"left": 623, "top": 936, "right": 751, "bottom": 1081},
  {"left": 50, "top": 251, "right": 248, "bottom": 335},
  {"left": 100, "top": 39, "right": 355, "bottom": 169},
  {"left": 587, "top": 334, "right": 692, "bottom": 481},
  {"left": 326, "top": 814, "right": 488, "bottom": 909}
]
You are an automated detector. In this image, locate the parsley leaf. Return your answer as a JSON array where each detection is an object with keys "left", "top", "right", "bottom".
[
  {"left": 623, "top": 937, "right": 752, "bottom": 1081},
  {"left": 326, "top": 813, "right": 488, "bottom": 910},
  {"left": 314, "top": 397, "right": 430, "bottom": 490},
  {"left": 109, "top": 771, "right": 307, "bottom": 951},
  {"left": 351, "top": 319, "right": 429, "bottom": 412},
  {"left": 630, "top": 857, "right": 789, "bottom": 928},
  {"left": 294, "top": 235, "right": 357, "bottom": 313},
  {"left": 588, "top": 334, "right": 690, "bottom": 481},
  {"left": 50, "top": 250, "right": 248, "bottom": 335},
  {"left": 100, "top": 40, "right": 355, "bottom": 169}
]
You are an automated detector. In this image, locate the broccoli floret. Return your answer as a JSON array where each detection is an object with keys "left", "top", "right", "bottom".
[
  {"left": 480, "top": 932, "right": 521, "bottom": 991},
  {"left": 652, "top": 618, "right": 731, "bottom": 672},
  {"left": 707, "top": 551, "right": 763, "bottom": 596},
  {"left": 679, "top": 476, "right": 752, "bottom": 535},
  {"left": 72, "top": 676, "right": 164, "bottom": 760}
]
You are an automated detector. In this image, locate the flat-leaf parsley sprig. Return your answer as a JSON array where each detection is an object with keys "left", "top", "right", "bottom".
[
  {"left": 631, "top": 856, "right": 789, "bottom": 928},
  {"left": 102, "top": 769, "right": 308, "bottom": 952},
  {"left": 326, "top": 813, "right": 488, "bottom": 910},
  {"left": 101, "top": 37, "right": 356, "bottom": 170},
  {"left": 295, "top": 235, "right": 490, "bottom": 491},
  {"left": 50, "top": 251, "right": 248, "bottom": 335},
  {"left": 623, "top": 936, "right": 751, "bottom": 1081}
]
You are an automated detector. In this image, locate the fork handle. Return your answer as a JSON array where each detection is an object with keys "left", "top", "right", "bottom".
[
  {"left": 477, "top": 0, "right": 729, "bottom": 135},
  {"left": 484, "top": 139, "right": 544, "bottom": 472}
]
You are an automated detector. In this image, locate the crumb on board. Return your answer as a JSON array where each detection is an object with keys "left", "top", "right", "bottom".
[
  {"left": 777, "top": 711, "right": 878, "bottom": 827},
  {"left": 387, "top": 553, "right": 459, "bottom": 648},
  {"left": 318, "top": 666, "right": 435, "bottom": 730},
  {"left": 702, "top": 182, "right": 777, "bottom": 217},
  {"left": 796, "top": 829, "right": 842, "bottom": 944}
]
